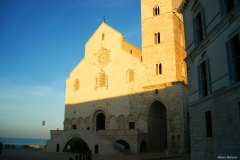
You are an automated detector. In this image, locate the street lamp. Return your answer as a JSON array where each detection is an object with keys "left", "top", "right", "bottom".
[{"left": 41, "top": 121, "right": 45, "bottom": 148}]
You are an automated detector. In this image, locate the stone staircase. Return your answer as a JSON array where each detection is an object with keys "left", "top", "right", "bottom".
[{"left": 46, "top": 129, "right": 125, "bottom": 155}]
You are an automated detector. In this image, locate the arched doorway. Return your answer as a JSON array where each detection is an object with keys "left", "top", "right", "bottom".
[
  {"left": 148, "top": 100, "right": 167, "bottom": 151},
  {"left": 56, "top": 144, "right": 59, "bottom": 152},
  {"left": 116, "top": 140, "right": 130, "bottom": 150},
  {"left": 63, "top": 137, "right": 89, "bottom": 153},
  {"left": 140, "top": 141, "right": 146, "bottom": 152},
  {"left": 95, "top": 144, "right": 98, "bottom": 154},
  {"left": 96, "top": 113, "right": 105, "bottom": 131}
]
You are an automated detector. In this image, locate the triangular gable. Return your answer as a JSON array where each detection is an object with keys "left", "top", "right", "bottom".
[{"left": 86, "top": 22, "right": 123, "bottom": 45}]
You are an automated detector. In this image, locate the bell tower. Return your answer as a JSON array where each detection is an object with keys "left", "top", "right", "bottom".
[{"left": 141, "top": 0, "right": 186, "bottom": 84}]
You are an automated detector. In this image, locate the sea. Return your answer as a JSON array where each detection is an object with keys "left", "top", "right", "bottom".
[{"left": 0, "top": 137, "right": 49, "bottom": 148}]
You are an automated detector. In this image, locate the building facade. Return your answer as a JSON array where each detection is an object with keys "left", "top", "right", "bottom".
[
  {"left": 46, "top": 0, "right": 189, "bottom": 155},
  {"left": 179, "top": 0, "right": 240, "bottom": 159}
]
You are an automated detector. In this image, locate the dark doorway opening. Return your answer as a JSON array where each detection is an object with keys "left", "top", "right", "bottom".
[
  {"left": 56, "top": 144, "right": 59, "bottom": 152},
  {"left": 148, "top": 100, "right": 167, "bottom": 151},
  {"left": 96, "top": 113, "right": 105, "bottom": 131},
  {"left": 63, "top": 137, "right": 89, "bottom": 153},
  {"left": 140, "top": 141, "right": 146, "bottom": 152},
  {"left": 95, "top": 144, "right": 98, "bottom": 154},
  {"left": 116, "top": 140, "right": 130, "bottom": 150}
]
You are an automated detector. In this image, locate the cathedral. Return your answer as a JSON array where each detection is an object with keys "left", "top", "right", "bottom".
[{"left": 46, "top": 0, "right": 189, "bottom": 154}]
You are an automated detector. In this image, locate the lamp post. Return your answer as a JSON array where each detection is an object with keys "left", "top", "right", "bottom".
[{"left": 41, "top": 121, "right": 45, "bottom": 148}]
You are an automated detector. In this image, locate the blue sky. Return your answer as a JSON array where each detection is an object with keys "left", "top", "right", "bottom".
[{"left": 0, "top": 0, "right": 141, "bottom": 139}]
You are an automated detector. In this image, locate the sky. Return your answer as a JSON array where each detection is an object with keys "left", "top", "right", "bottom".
[{"left": 0, "top": 0, "right": 142, "bottom": 139}]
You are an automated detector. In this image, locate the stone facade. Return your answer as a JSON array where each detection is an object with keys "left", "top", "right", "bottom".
[
  {"left": 46, "top": 0, "right": 189, "bottom": 155},
  {"left": 179, "top": 0, "right": 240, "bottom": 159}
]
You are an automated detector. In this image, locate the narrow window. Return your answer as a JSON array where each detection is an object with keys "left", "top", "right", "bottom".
[
  {"left": 156, "top": 64, "right": 159, "bottom": 75},
  {"left": 158, "top": 32, "right": 160, "bottom": 43},
  {"left": 102, "top": 33, "right": 104, "bottom": 40},
  {"left": 154, "top": 33, "right": 157, "bottom": 44},
  {"left": 155, "top": 89, "right": 158, "bottom": 95},
  {"left": 200, "top": 61, "right": 208, "bottom": 96},
  {"left": 226, "top": 33, "right": 240, "bottom": 84},
  {"left": 129, "top": 122, "right": 135, "bottom": 129},
  {"left": 154, "top": 33, "right": 160, "bottom": 44},
  {"left": 193, "top": 8, "right": 206, "bottom": 46},
  {"left": 159, "top": 63, "right": 162, "bottom": 74},
  {"left": 130, "top": 50, "right": 132, "bottom": 54},
  {"left": 205, "top": 111, "right": 212, "bottom": 137},
  {"left": 153, "top": 6, "right": 160, "bottom": 16},
  {"left": 219, "top": 0, "right": 238, "bottom": 18},
  {"left": 197, "top": 59, "right": 211, "bottom": 98}
]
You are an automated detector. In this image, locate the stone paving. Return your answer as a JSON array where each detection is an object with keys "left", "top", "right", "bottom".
[{"left": 0, "top": 148, "right": 191, "bottom": 160}]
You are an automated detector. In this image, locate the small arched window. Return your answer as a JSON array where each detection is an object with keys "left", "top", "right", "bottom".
[
  {"left": 129, "top": 70, "right": 134, "bottom": 82},
  {"left": 127, "top": 70, "right": 135, "bottom": 82},
  {"left": 73, "top": 79, "right": 79, "bottom": 91},
  {"left": 153, "top": 6, "right": 160, "bottom": 16}
]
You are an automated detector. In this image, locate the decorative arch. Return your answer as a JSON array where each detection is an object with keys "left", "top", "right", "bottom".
[
  {"left": 91, "top": 108, "right": 110, "bottom": 131},
  {"left": 64, "top": 118, "right": 70, "bottom": 130},
  {"left": 137, "top": 114, "right": 146, "bottom": 132},
  {"left": 127, "top": 114, "right": 136, "bottom": 129},
  {"left": 71, "top": 118, "right": 77, "bottom": 129},
  {"left": 77, "top": 117, "right": 85, "bottom": 129},
  {"left": 109, "top": 115, "right": 117, "bottom": 130},
  {"left": 85, "top": 117, "right": 91, "bottom": 130},
  {"left": 118, "top": 115, "right": 126, "bottom": 130},
  {"left": 146, "top": 98, "right": 167, "bottom": 116}
]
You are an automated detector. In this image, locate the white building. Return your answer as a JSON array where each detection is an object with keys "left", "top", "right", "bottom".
[{"left": 178, "top": 0, "right": 240, "bottom": 159}]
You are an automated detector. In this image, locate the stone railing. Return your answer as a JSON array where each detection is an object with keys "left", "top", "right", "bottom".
[
  {"left": 50, "top": 130, "right": 65, "bottom": 139},
  {"left": 97, "top": 129, "right": 139, "bottom": 136}
]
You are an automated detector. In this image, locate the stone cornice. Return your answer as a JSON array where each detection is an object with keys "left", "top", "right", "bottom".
[
  {"left": 178, "top": 0, "right": 191, "bottom": 13},
  {"left": 188, "top": 81, "right": 240, "bottom": 108},
  {"left": 143, "top": 81, "right": 186, "bottom": 90}
]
